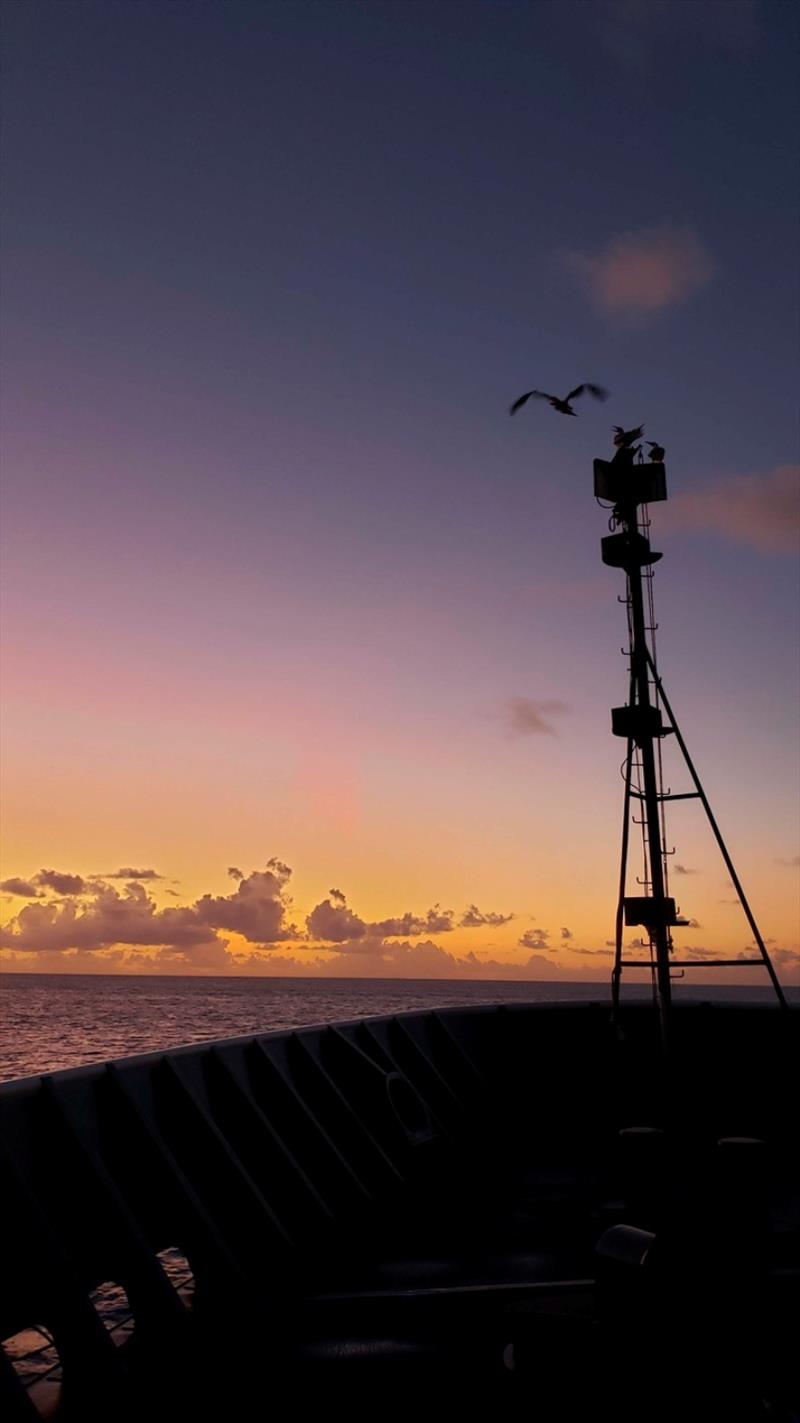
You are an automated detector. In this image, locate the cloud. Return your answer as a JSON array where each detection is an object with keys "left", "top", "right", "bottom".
[
  {"left": 106, "top": 867, "right": 163, "bottom": 881},
  {"left": 775, "top": 856, "right": 800, "bottom": 869},
  {"left": 0, "top": 882, "right": 219, "bottom": 955},
  {"left": 305, "top": 891, "right": 497, "bottom": 943},
  {"left": 569, "top": 947, "right": 613, "bottom": 956},
  {"left": 35, "top": 869, "right": 86, "bottom": 895},
  {"left": 674, "top": 864, "right": 697, "bottom": 876},
  {"left": 459, "top": 904, "right": 514, "bottom": 928},
  {"left": 505, "top": 698, "right": 568, "bottom": 737},
  {"left": 560, "top": 926, "right": 573, "bottom": 941},
  {"left": 564, "top": 226, "right": 714, "bottom": 317},
  {"left": 373, "top": 906, "right": 456, "bottom": 936},
  {"left": 597, "top": 0, "right": 758, "bottom": 72},
  {"left": 0, "top": 860, "right": 297, "bottom": 958},
  {"left": 307, "top": 892, "right": 514, "bottom": 944},
  {"left": 0, "top": 877, "right": 42, "bottom": 898},
  {"left": 660, "top": 466, "right": 799, "bottom": 554},
  {"left": 228, "top": 866, "right": 244, "bottom": 880},
  {"left": 193, "top": 860, "right": 297, "bottom": 942},
  {"left": 519, "top": 928, "right": 550, "bottom": 951},
  {"left": 306, "top": 893, "right": 368, "bottom": 943}
]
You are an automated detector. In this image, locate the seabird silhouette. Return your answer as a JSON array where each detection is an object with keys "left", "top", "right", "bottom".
[
  {"left": 509, "top": 383, "right": 608, "bottom": 417},
  {"left": 612, "top": 424, "right": 645, "bottom": 448}
]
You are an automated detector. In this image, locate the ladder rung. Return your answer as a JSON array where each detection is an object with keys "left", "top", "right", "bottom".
[
  {"left": 628, "top": 790, "right": 699, "bottom": 802},
  {"left": 621, "top": 958, "right": 766, "bottom": 969}
]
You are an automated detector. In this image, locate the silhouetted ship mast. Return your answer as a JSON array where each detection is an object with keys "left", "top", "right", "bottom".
[{"left": 594, "top": 441, "right": 787, "bottom": 1044}]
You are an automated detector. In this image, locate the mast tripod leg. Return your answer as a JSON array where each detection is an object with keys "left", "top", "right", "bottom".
[{"left": 644, "top": 649, "right": 788, "bottom": 1011}]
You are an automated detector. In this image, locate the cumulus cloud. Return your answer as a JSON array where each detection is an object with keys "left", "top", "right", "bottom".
[
  {"left": 660, "top": 466, "right": 799, "bottom": 555},
  {"left": 306, "top": 892, "right": 368, "bottom": 943},
  {"left": 0, "top": 882, "right": 218, "bottom": 954},
  {"left": 193, "top": 860, "right": 297, "bottom": 942},
  {"left": 519, "top": 928, "right": 551, "bottom": 951},
  {"left": 0, "top": 860, "right": 297, "bottom": 957},
  {"left": 228, "top": 866, "right": 244, "bottom": 880},
  {"left": 459, "top": 904, "right": 514, "bottom": 929},
  {"left": 106, "top": 867, "right": 163, "bottom": 881},
  {"left": 564, "top": 226, "right": 714, "bottom": 317},
  {"left": 35, "top": 869, "right": 86, "bottom": 895},
  {"left": 307, "top": 891, "right": 518, "bottom": 944},
  {"left": 306, "top": 891, "right": 514, "bottom": 944},
  {"left": 505, "top": 697, "right": 568, "bottom": 737},
  {"left": 0, "top": 877, "right": 42, "bottom": 898},
  {"left": 373, "top": 906, "right": 456, "bottom": 936}
]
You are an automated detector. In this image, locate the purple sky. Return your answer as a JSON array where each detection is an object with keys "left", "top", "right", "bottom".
[{"left": 1, "top": 0, "right": 798, "bottom": 980}]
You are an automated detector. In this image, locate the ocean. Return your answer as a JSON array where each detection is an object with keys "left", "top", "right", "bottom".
[{"left": 0, "top": 972, "right": 793, "bottom": 1083}]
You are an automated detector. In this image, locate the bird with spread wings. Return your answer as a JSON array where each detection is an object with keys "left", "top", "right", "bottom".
[{"left": 509, "top": 382, "right": 608, "bottom": 417}]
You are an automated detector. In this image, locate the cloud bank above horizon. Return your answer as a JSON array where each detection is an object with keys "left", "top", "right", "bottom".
[{"left": 2, "top": 858, "right": 796, "bottom": 983}]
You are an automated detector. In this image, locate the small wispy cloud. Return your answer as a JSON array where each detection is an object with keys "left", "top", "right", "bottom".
[
  {"left": 459, "top": 904, "right": 514, "bottom": 928},
  {"left": 519, "top": 928, "right": 550, "bottom": 951},
  {"left": 674, "top": 864, "right": 697, "bottom": 876},
  {"left": 775, "top": 855, "right": 800, "bottom": 869},
  {"left": 564, "top": 226, "right": 714, "bottom": 318},
  {"left": 505, "top": 697, "right": 568, "bottom": 737},
  {"left": 106, "top": 867, "right": 164, "bottom": 881},
  {"left": 35, "top": 869, "right": 86, "bottom": 895},
  {"left": 683, "top": 945, "right": 716, "bottom": 961},
  {"left": 0, "top": 877, "right": 42, "bottom": 898},
  {"left": 597, "top": 0, "right": 758, "bottom": 72},
  {"left": 660, "top": 466, "right": 799, "bottom": 555}
]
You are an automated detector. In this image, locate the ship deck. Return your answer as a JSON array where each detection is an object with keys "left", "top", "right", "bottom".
[{"left": 1, "top": 1000, "right": 798, "bottom": 1420}]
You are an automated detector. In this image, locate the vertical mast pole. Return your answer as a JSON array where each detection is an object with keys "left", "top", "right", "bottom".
[{"left": 621, "top": 500, "right": 672, "bottom": 1047}]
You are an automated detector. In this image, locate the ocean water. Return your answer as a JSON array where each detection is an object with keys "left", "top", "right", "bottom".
[{"left": 0, "top": 973, "right": 792, "bottom": 1083}]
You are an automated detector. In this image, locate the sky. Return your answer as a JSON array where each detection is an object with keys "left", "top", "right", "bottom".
[{"left": 1, "top": 0, "right": 798, "bottom": 984}]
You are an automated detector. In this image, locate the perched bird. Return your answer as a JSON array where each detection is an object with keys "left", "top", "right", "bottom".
[
  {"left": 612, "top": 424, "right": 645, "bottom": 448},
  {"left": 647, "top": 440, "right": 665, "bottom": 462},
  {"left": 509, "top": 383, "right": 608, "bottom": 417}
]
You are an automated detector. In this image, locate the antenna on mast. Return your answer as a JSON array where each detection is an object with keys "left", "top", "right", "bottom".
[{"left": 594, "top": 440, "right": 788, "bottom": 1049}]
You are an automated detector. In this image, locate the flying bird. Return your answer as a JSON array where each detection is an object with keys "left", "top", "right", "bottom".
[
  {"left": 509, "top": 383, "right": 608, "bottom": 417},
  {"left": 612, "top": 424, "right": 645, "bottom": 448},
  {"left": 647, "top": 440, "right": 666, "bottom": 462}
]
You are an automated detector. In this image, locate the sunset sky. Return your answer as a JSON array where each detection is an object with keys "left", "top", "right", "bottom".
[{"left": 1, "top": 0, "right": 798, "bottom": 984}]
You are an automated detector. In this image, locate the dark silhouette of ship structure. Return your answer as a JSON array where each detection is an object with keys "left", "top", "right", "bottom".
[
  {"left": 593, "top": 442, "right": 786, "bottom": 1042},
  {"left": 0, "top": 446, "right": 796, "bottom": 1420}
]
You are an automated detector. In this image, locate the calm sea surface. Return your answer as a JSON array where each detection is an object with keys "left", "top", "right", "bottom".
[{"left": 0, "top": 973, "right": 793, "bottom": 1083}]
